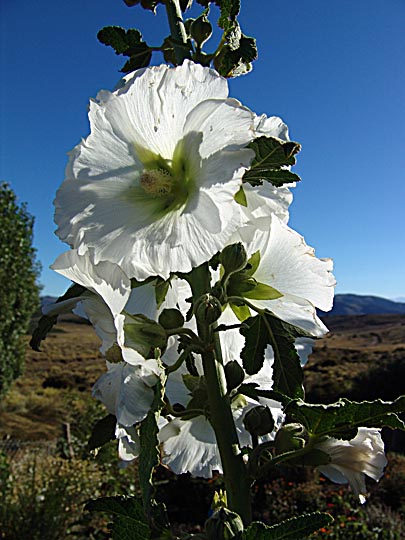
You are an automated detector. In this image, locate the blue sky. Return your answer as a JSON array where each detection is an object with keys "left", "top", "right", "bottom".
[{"left": 1, "top": 0, "right": 404, "bottom": 299}]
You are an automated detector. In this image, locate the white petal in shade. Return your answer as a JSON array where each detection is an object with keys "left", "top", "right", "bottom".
[
  {"left": 116, "top": 424, "right": 141, "bottom": 463},
  {"left": 253, "top": 114, "right": 289, "bottom": 141},
  {"left": 316, "top": 428, "right": 387, "bottom": 503},
  {"left": 51, "top": 249, "right": 131, "bottom": 317},
  {"left": 159, "top": 415, "right": 222, "bottom": 477},
  {"left": 294, "top": 337, "right": 315, "bottom": 367},
  {"left": 54, "top": 61, "right": 256, "bottom": 281},
  {"left": 92, "top": 361, "right": 160, "bottom": 426}
]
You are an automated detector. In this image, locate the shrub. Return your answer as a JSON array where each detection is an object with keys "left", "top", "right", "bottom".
[{"left": 0, "top": 183, "right": 41, "bottom": 396}]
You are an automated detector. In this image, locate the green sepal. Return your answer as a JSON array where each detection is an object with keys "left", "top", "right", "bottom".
[
  {"left": 286, "top": 395, "right": 405, "bottom": 440},
  {"left": 30, "top": 283, "right": 86, "bottom": 351},
  {"left": 234, "top": 185, "right": 247, "bottom": 206},
  {"left": 240, "top": 312, "right": 311, "bottom": 399},
  {"left": 84, "top": 496, "right": 150, "bottom": 540},
  {"left": 154, "top": 277, "right": 171, "bottom": 309},
  {"left": 124, "top": 313, "right": 167, "bottom": 357},
  {"left": 230, "top": 302, "right": 251, "bottom": 322},
  {"left": 242, "top": 512, "right": 333, "bottom": 540},
  {"left": 243, "top": 137, "right": 301, "bottom": 187},
  {"left": 243, "top": 282, "right": 283, "bottom": 301},
  {"left": 88, "top": 414, "right": 117, "bottom": 452}
]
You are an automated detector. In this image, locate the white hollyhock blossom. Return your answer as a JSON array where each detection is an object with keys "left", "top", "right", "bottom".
[
  {"left": 92, "top": 360, "right": 160, "bottom": 426},
  {"left": 54, "top": 60, "right": 257, "bottom": 280},
  {"left": 234, "top": 214, "right": 335, "bottom": 336},
  {"left": 316, "top": 428, "right": 387, "bottom": 503}
]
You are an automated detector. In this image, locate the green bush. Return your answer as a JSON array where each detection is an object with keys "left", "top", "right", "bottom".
[{"left": 0, "top": 183, "right": 41, "bottom": 396}]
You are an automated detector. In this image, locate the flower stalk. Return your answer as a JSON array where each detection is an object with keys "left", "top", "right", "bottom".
[
  {"left": 165, "top": 0, "right": 191, "bottom": 64},
  {"left": 188, "top": 264, "right": 252, "bottom": 525}
]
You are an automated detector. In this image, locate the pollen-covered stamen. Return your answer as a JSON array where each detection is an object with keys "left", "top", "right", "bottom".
[{"left": 140, "top": 168, "right": 173, "bottom": 197}]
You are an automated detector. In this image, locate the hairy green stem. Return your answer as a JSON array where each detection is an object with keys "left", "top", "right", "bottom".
[
  {"left": 165, "top": 0, "right": 191, "bottom": 64},
  {"left": 188, "top": 264, "right": 252, "bottom": 525}
]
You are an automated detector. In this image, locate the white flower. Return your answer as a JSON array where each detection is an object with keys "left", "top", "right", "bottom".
[
  {"left": 54, "top": 60, "right": 256, "bottom": 280},
  {"left": 235, "top": 214, "right": 335, "bottom": 336},
  {"left": 92, "top": 360, "right": 160, "bottom": 426},
  {"left": 316, "top": 428, "right": 388, "bottom": 503}
]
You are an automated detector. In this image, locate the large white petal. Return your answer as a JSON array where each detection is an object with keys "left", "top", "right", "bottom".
[{"left": 51, "top": 249, "right": 131, "bottom": 317}]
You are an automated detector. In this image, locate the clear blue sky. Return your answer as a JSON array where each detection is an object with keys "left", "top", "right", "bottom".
[{"left": 1, "top": 0, "right": 404, "bottom": 299}]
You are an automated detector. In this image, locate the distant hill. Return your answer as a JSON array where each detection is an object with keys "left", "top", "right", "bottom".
[
  {"left": 320, "top": 294, "right": 405, "bottom": 316},
  {"left": 41, "top": 293, "right": 405, "bottom": 317}
]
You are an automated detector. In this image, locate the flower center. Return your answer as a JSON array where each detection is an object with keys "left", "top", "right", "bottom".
[{"left": 140, "top": 168, "right": 173, "bottom": 197}]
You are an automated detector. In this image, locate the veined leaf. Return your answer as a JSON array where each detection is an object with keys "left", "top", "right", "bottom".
[
  {"left": 230, "top": 302, "right": 251, "bottom": 322},
  {"left": 88, "top": 414, "right": 117, "bottom": 452},
  {"left": 85, "top": 496, "right": 150, "bottom": 540},
  {"left": 240, "top": 312, "right": 309, "bottom": 399},
  {"left": 243, "top": 137, "right": 301, "bottom": 187},
  {"left": 242, "top": 512, "right": 333, "bottom": 540},
  {"left": 98, "top": 26, "right": 152, "bottom": 72},
  {"left": 286, "top": 396, "right": 405, "bottom": 440}
]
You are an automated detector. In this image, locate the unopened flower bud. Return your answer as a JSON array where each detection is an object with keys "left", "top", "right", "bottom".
[
  {"left": 274, "top": 423, "right": 308, "bottom": 455},
  {"left": 190, "top": 14, "right": 213, "bottom": 47},
  {"left": 220, "top": 243, "right": 248, "bottom": 277},
  {"left": 243, "top": 406, "right": 275, "bottom": 437},
  {"left": 194, "top": 294, "right": 222, "bottom": 325},
  {"left": 205, "top": 508, "right": 244, "bottom": 540},
  {"left": 224, "top": 360, "right": 245, "bottom": 391},
  {"left": 158, "top": 308, "right": 185, "bottom": 330}
]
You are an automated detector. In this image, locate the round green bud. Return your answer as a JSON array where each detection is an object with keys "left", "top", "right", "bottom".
[
  {"left": 274, "top": 423, "right": 308, "bottom": 455},
  {"left": 220, "top": 243, "right": 248, "bottom": 276},
  {"left": 205, "top": 508, "right": 244, "bottom": 540},
  {"left": 194, "top": 294, "right": 222, "bottom": 325},
  {"left": 190, "top": 14, "right": 213, "bottom": 47},
  {"left": 243, "top": 406, "right": 275, "bottom": 437},
  {"left": 158, "top": 308, "right": 185, "bottom": 330},
  {"left": 224, "top": 360, "right": 245, "bottom": 391}
]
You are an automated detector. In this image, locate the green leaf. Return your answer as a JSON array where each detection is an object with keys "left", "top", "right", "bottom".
[
  {"left": 85, "top": 496, "right": 150, "bottom": 540},
  {"left": 286, "top": 396, "right": 405, "bottom": 440},
  {"left": 243, "top": 137, "right": 301, "bottom": 187},
  {"left": 88, "top": 414, "right": 117, "bottom": 451},
  {"left": 240, "top": 313, "right": 309, "bottom": 399},
  {"left": 249, "top": 169, "right": 301, "bottom": 188},
  {"left": 29, "top": 283, "right": 86, "bottom": 351},
  {"left": 98, "top": 26, "right": 152, "bottom": 72},
  {"left": 243, "top": 282, "right": 283, "bottom": 301},
  {"left": 138, "top": 363, "right": 169, "bottom": 534},
  {"left": 242, "top": 512, "right": 333, "bottom": 540},
  {"left": 121, "top": 46, "right": 152, "bottom": 72},
  {"left": 214, "top": 34, "right": 257, "bottom": 78},
  {"left": 98, "top": 26, "right": 131, "bottom": 54},
  {"left": 218, "top": 0, "right": 240, "bottom": 31}
]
